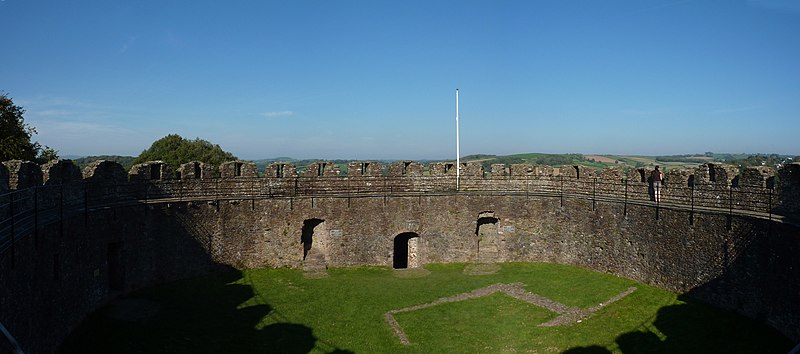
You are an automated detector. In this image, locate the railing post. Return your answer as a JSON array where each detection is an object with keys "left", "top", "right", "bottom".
[
  {"left": 728, "top": 187, "right": 733, "bottom": 229},
  {"left": 768, "top": 187, "right": 772, "bottom": 221},
  {"left": 84, "top": 181, "right": 89, "bottom": 227},
  {"left": 9, "top": 192, "right": 15, "bottom": 268},
  {"left": 623, "top": 178, "right": 628, "bottom": 216},
  {"left": 60, "top": 184, "right": 64, "bottom": 237},
  {"left": 690, "top": 183, "right": 695, "bottom": 225},
  {"left": 34, "top": 186, "right": 38, "bottom": 248}
]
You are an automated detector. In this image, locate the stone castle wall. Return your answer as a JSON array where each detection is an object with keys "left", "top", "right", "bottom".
[{"left": 0, "top": 158, "right": 799, "bottom": 353}]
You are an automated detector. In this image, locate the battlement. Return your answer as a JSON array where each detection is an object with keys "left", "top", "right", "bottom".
[
  {"left": 1, "top": 159, "right": 798, "bottom": 217},
  {"left": 2, "top": 158, "right": 800, "bottom": 352}
]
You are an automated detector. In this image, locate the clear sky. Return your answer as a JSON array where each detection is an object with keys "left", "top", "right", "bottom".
[{"left": 2, "top": 0, "right": 799, "bottom": 160}]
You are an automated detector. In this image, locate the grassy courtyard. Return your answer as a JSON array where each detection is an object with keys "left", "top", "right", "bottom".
[{"left": 61, "top": 263, "right": 792, "bottom": 353}]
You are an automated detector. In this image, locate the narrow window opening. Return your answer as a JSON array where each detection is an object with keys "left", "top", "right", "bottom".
[
  {"left": 235, "top": 163, "right": 243, "bottom": 177},
  {"left": 362, "top": 162, "right": 369, "bottom": 175},
  {"left": 276, "top": 164, "right": 285, "bottom": 178},
  {"left": 318, "top": 163, "right": 326, "bottom": 177},
  {"left": 709, "top": 166, "right": 717, "bottom": 182},
  {"left": 574, "top": 166, "right": 580, "bottom": 179},
  {"left": 766, "top": 176, "right": 776, "bottom": 190},
  {"left": 731, "top": 175, "right": 740, "bottom": 188},
  {"left": 688, "top": 175, "right": 695, "bottom": 188},
  {"left": 403, "top": 161, "right": 411, "bottom": 175},
  {"left": 194, "top": 163, "right": 202, "bottom": 179}
]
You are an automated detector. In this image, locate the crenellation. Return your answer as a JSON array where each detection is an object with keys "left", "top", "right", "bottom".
[
  {"left": 2, "top": 160, "right": 43, "bottom": 190},
  {"left": 739, "top": 166, "right": 776, "bottom": 188},
  {"left": 83, "top": 160, "right": 128, "bottom": 184},
  {"left": 347, "top": 161, "right": 383, "bottom": 176},
  {"left": 129, "top": 161, "right": 172, "bottom": 181},
  {"left": 460, "top": 162, "right": 484, "bottom": 177},
  {"left": 178, "top": 161, "right": 214, "bottom": 179},
  {"left": 265, "top": 162, "right": 298, "bottom": 178},
  {"left": 599, "top": 166, "right": 625, "bottom": 181},
  {"left": 387, "top": 161, "right": 423, "bottom": 176},
  {"left": 302, "top": 161, "right": 341, "bottom": 177},
  {"left": 508, "top": 164, "right": 533, "bottom": 176},
  {"left": 777, "top": 162, "right": 800, "bottom": 213},
  {"left": 695, "top": 162, "right": 738, "bottom": 185},
  {"left": 665, "top": 168, "right": 693, "bottom": 187},
  {"left": 42, "top": 159, "right": 82, "bottom": 185},
  {"left": 429, "top": 162, "right": 457, "bottom": 176},
  {"left": 490, "top": 164, "right": 508, "bottom": 178},
  {"left": 220, "top": 160, "right": 257, "bottom": 178},
  {"left": 2, "top": 157, "right": 800, "bottom": 351}
]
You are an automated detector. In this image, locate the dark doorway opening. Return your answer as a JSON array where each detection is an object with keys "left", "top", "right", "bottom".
[
  {"left": 194, "top": 163, "right": 202, "bottom": 179},
  {"left": 476, "top": 216, "right": 499, "bottom": 237},
  {"left": 107, "top": 242, "right": 124, "bottom": 291},
  {"left": 393, "top": 232, "right": 419, "bottom": 269},
  {"left": 301, "top": 219, "right": 324, "bottom": 260}
]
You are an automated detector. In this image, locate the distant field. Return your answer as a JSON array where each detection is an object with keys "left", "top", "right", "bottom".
[{"left": 61, "top": 263, "right": 791, "bottom": 353}]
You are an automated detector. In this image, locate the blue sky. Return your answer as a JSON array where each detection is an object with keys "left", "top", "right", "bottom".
[{"left": 2, "top": 0, "right": 799, "bottom": 160}]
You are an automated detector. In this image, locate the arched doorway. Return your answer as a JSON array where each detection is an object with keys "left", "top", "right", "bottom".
[
  {"left": 393, "top": 232, "right": 419, "bottom": 269},
  {"left": 301, "top": 218, "right": 325, "bottom": 261}
]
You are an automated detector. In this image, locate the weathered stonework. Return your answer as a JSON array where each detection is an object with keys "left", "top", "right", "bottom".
[
  {"left": 177, "top": 161, "right": 214, "bottom": 179},
  {"left": 0, "top": 158, "right": 799, "bottom": 353},
  {"left": 129, "top": 161, "right": 172, "bottom": 181},
  {"left": 302, "top": 162, "right": 341, "bottom": 177},
  {"left": 265, "top": 162, "right": 298, "bottom": 178},
  {"left": 387, "top": 161, "right": 423, "bottom": 176},
  {"left": 41, "top": 159, "right": 82, "bottom": 186},
  {"left": 2, "top": 160, "right": 43, "bottom": 190},
  {"left": 347, "top": 161, "right": 382, "bottom": 176},
  {"left": 219, "top": 161, "right": 257, "bottom": 178}
]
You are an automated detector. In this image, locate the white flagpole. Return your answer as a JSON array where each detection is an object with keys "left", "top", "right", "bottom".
[{"left": 456, "top": 88, "right": 460, "bottom": 191}]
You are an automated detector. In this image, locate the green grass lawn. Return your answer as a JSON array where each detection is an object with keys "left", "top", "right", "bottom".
[{"left": 61, "top": 263, "right": 792, "bottom": 353}]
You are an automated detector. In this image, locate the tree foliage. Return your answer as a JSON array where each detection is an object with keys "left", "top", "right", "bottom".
[
  {"left": 0, "top": 92, "right": 58, "bottom": 163},
  {"left": 133, "top": 134, "right": 237, "bottom": 170}
]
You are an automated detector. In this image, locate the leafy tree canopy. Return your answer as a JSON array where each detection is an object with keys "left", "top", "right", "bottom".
[
  {"left": 0, "top": 92, "right": 58, "bottom": 163},
  {"left": 133, "top": 134, "right": 237, "bottom": 170}
]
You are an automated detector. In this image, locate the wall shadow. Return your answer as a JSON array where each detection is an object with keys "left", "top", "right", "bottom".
[
  {"left": 59, "top": 267, "right": 351, "bottom": 354},
  {"left": 563, "top": 295, "right": 792, "bottom": 353}
]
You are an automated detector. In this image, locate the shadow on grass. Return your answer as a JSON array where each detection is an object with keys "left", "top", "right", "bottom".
[
  {"left": 59, "top": 267, "right": 352, "bottom": 354},
  {"left": 563, "top": 295, "right": 792, "bottom": 354}
]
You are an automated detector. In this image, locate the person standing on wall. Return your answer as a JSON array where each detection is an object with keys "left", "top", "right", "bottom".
[{"left": 651, "top": 166, "right": 664, "bottom": 202}]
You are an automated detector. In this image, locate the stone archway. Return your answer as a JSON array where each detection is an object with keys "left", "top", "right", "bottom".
[
  {"left": 393, "top": 232, "right": 419, "bottom": 269},
  {"left": 301, "top": 218, "right": 327, "bottom": 271}
]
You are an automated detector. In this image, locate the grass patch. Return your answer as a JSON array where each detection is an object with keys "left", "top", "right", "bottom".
[{"left": 61, "top": 263, "right": 792, "bottom": 353}]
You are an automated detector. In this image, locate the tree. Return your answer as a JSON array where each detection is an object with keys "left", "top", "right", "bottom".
[
  {"left": 0, "top": 92, "right": 58, "bottom": 163},
  {"left": 133, "top": 134, "right": 237, "bottom": 170}
]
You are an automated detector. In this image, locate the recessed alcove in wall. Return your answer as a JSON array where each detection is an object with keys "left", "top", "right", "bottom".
[
  {"left": 107, "top": 242, "right": 124, "bottom": 291},
  {"left": 393, "top": 232, "right": 419, "bottom": 269},
  {"left": 476, "top": 212, "right": 500, "bottom": 263},
  {"left": 301, "top": 219, "right": 325, "bottom": 260}
]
